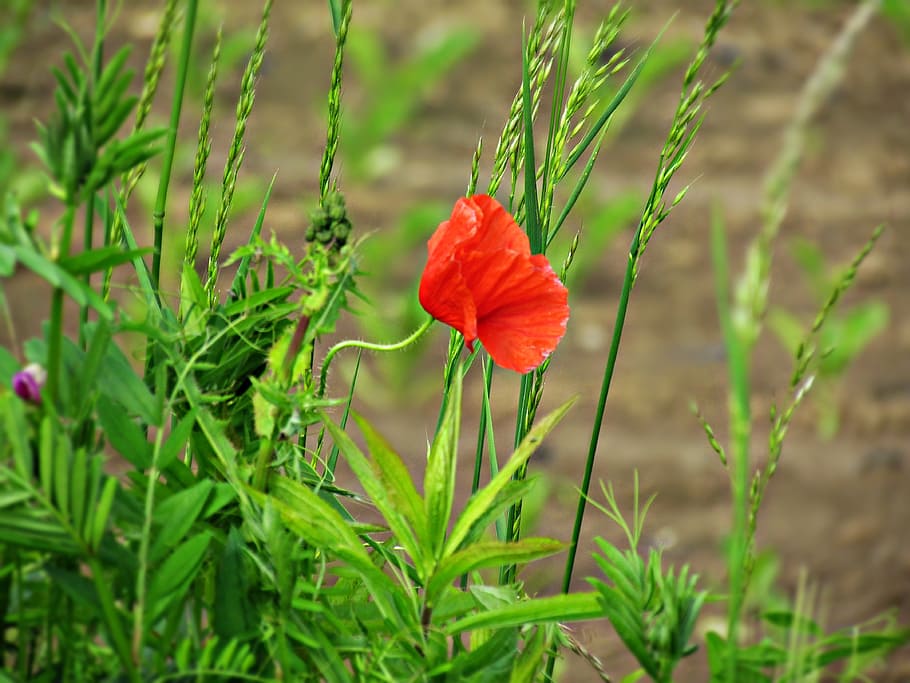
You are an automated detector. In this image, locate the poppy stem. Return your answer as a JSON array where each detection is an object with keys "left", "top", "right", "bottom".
[{"left": 318, "top": 315, "right": 435, "bottom": 397}]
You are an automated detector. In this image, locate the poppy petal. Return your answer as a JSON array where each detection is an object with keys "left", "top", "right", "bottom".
[
  {"left": 418, "top": 252, "right": 479, "bottom": 345},
  {"left": 467, "top": 251, "right": 569, "bottom": 373},
  {"left": 427, "top": 197, "right": 481, "bottom": 260},
  {"left": 418, "top": 194, "right": 570, "bottom": 373},
  {"left": 467, "top": 195, "right": 531, "bottom": 257}
]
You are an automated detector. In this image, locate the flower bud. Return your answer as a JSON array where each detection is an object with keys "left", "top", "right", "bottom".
[{"left": 12, "top": 363, "right": 46, "bottom": 405}]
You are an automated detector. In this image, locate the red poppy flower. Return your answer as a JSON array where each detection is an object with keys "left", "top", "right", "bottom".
[{"left": 418, "top": 194, "right": 569, "bottom": 373}]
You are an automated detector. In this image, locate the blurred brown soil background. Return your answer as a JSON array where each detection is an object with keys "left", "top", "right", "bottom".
[{"left": 2, "top": 0, "right": 909, "bottom": 680}]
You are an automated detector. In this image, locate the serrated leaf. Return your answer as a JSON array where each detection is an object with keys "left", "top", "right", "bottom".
[
  {"left": 322, "top": 413, "right": 425, "bottom": 575},
  {"left": 254, "top": 479, "right": 400, "bottom": 622}
]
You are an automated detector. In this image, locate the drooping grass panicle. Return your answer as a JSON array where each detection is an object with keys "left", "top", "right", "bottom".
[
  {"left": 540, "top": 5, "right": 629, "bottom": 242},
  {"left": 791, "top": 224, "right": 884, "bottom": 390},
  {"left": 183, "top": 28, "right": 222, "bottom": 275},
  {"left": 633, "top": 0, "right": 739, "bottom": 280},
  {"left": 558, "top": 7, "right": 628, "bottom": 178},
  {"left": 747, "top": 224, "right": 885, "bottom": 564},
  {"left": 707, "top": 5, "right": 877, "bottom": 675},
  {"left": 733, "top": 0, "right": 879, "bottom": 349},
  {"left": 487, "top": 4, "right": 560, "bottom": 198},
  {"left": 319, "top": 0, "right": 351, "bottom": 200},
  {"left": 204, "top": 0, "right": 273, "bottom": 307}
]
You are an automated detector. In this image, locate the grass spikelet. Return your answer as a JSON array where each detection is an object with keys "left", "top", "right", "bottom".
[
  {"left": 205, "top": 0, "right": 273, "bottom": 306},
  {"left": 319, "top": 0, "right": 351, "bottom": 199},
  {"left": 633, "top": 0, "right": 739, "bottom": 279},
  {"left": 488, "top": 5, "right": 560, "bottom": 197},
  {"left": 184, "top": 28, "right": 222, "bottom": 273}
]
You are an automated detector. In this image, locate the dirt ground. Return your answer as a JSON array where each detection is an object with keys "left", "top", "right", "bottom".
[{"left": 2, "top": 0, "right": 909, "bottom": 680}]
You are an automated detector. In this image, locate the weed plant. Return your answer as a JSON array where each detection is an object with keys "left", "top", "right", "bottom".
[{"left": 0, "top": 0, "right": 907, "bottom": 681}]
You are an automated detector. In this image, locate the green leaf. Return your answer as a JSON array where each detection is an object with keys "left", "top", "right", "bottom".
[
  {"left": 77, "top": 320, "right": 112, "bottom": 416},
  {"left": 446, "top": 592, "right": 602, "bottom": 635},
  {"left": 768, "top": 308, "right": 803, "bottom": 356},
  {"left": 90, "top": 477, "right": 118, "bottom": 551},
  {"left": 1, "top": 393, "right": 32, "bottom": 479},
  {"left": 150, "top": 480, "right": 214, "bottom": 563},
  {"left": 147, "top": 531, "right": 212, "bottom": 624},
  {"left": 96, "top": 395, "right": 152, "bottom": 469},
  {"left": 354, "top": 414, "right": 427, "bottom": 547},
  {"left": 158, "top": 409, "right": 197, "bottom": 470},
  {"left": 820, "top": 302, "right": 888, "bottom": 375},
  {"left": 213, "top": 526, "right": 257, "bottom": 639},
  {"left": 812, "top": 628, "right": 910, "bottom": 670},
  {"left": 255, "top": 478, "right": 401, "bottom": 622},
  {"left": 425, "top": 367, "right": 462, "bottom": 560},
  {"left": 427, "top": 538, "right": 565, "bottom": 606},
  {"left": 0, "top": 510, "right": 79, "bottom": 554},
  {"left": 95, "top": 338, "right": 159, "bottom": 426},
  {"left": 68, "top": 446, "right": 88, "bottom": 531},
  {"left": 446, "top": 397, "right": 575, "bottom": 556},
  {"left": 445, "top": 627, "right": 517, "bottom": 682},
  {"left": 11, "top": 244, "right": 113, "bottom": 320},
  {"left": 510, "top": 623, "right": 550, "bottom": 683},
  {"left": 322, "top": 412, "right": 426, "bottom": 577},
  {"left": 0, "top": 244, "right": 15, "bottom": 276},
  {"left": 44, "top": 565, "right": 101, "bottom": 616},
  {"left": 59, "top": 246, "right": 152, "bottom": 276}
]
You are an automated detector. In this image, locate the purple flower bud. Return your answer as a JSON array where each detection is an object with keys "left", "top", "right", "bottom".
[{"left": 12, "top": 363, "right": 46, "bottom": 405}]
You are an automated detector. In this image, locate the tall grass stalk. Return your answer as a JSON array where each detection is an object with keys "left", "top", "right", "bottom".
[
  {"left": 151, "top": 0, "right": 198, "bottom": 293},
  {"left": 724, "top": 2, "right": 878, "bottom": 669},
  {"left": 560, "top": 0, "right": 737, "bottom": 597}
]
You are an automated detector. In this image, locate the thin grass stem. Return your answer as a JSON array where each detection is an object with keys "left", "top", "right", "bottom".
[{"left": 151, "top": 0, "right": 197, "bottom": 294}]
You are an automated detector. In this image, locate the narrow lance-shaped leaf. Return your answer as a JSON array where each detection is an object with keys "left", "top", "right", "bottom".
[
  {"left": 446, "top": 591, "right": 602, "bottom": 635},
  {"left": 446, "top": 396, "right": 575, "bottom": 556},
  {"left": 322, "top": 412, "right": 427, "bottom": 577},
  {"left": 424, "top": 367, "right": 462, "bottom": 560},
  {"left": 427, "top": 537, "right": 565, "bottom": 605}
]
